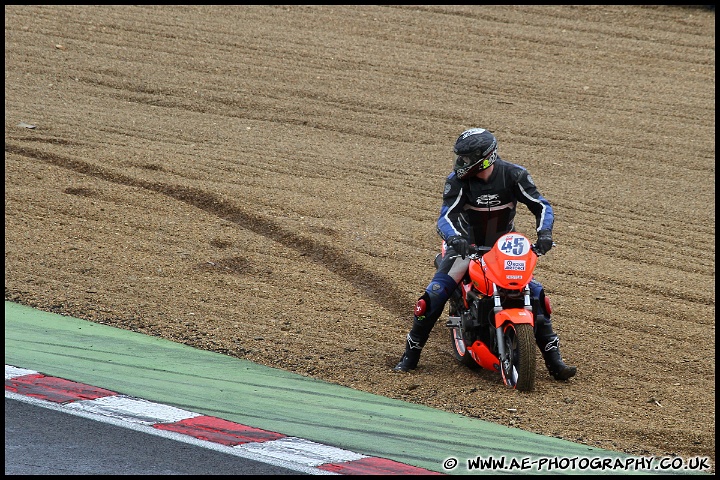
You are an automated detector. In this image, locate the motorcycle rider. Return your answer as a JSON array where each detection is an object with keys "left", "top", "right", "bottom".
[{"left": 393, "top": 127, "right": 577, "bottom": 381}]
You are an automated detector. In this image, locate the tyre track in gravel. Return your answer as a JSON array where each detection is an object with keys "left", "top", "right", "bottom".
[{"left": 5, "top": 142, "right": 412, "bottom": 317}]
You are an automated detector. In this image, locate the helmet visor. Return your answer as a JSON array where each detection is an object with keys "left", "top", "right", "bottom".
[
  {"left": 458, "top": 152, "right": 484, "bottom": 166},
  {"left": 455, "top": 149, "right": 497, "bottom": 178}
]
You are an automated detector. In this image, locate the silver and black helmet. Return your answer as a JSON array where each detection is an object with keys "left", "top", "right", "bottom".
[{"left": 453, "top": 128, "right": 498, "bottom": 179}]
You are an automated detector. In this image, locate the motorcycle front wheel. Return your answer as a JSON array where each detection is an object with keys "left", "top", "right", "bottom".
[{"left": 502, "top": 323, "right": 536, "bottom": 391}]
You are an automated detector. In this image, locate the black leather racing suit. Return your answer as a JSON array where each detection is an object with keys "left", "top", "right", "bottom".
[{"left": 404, "top": 157, "right": 560, "bottom": 354}]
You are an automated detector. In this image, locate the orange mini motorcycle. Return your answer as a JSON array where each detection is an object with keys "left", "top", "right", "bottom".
[{"left": 440, "top": 232, "right": 542, "bottom": 392}]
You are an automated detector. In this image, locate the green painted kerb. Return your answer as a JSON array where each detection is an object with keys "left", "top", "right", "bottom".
[{"left": 6, "top": 301, "right": 676, "bottom": 475}]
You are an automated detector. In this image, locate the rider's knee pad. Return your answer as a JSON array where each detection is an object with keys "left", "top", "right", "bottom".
[
  {"left": 411, "top": 273, "right": 461, "bottom": 343},
  {"left": 426, "top": 273, "right": 457, "bottom": 298},
  {"left": 414, "top": 273, "right": 457, "bottom": 321},
  {"left": 425, "top": 274, "right": 456, "bottom": 309},
  {"left": 530, "top": 281, "right": 552, "bottom": 316},
  {"left": 414, "top": 293, "right": 430, "bottom": 317},
  {"left": 538, "top": 289, "right": 552, "bottom": 315},
  {"left": 415, "top": 289, "right": 445, "bottom": 320}
]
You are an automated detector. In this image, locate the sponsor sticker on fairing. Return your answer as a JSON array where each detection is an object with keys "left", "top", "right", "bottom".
[{"left": 504, "top": 259, "right": 526, "bottom": 271}]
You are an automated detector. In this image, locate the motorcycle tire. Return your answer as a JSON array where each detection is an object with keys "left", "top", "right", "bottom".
[
  {"left": 449, "top": 324, "right": 479, "bottom": 369},
  {"left": 503, "top": 323, "right": 536, "bottom": 392}
]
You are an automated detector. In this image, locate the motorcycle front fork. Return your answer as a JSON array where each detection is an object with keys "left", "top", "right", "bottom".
[{"left": 492, "top": 283, "right": 533, "bottom": 370}]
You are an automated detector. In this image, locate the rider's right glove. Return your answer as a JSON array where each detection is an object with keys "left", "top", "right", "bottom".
[
  {"left": 446, "top": 235, "right": 469, "bottom": 259},
  {"left": 535, "top": 229, "right": 554, "bottom": 256}
]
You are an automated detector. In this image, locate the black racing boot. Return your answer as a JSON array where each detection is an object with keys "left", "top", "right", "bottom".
[
  {"left": 541, "top": 338, "right": 577, "bottom": 381},
  {"left": 393, "top": 334, "right": 422, "bottom": 372}
]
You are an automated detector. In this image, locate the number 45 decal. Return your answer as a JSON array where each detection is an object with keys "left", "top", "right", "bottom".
[{"left": 500, "top": 236, "right": 527, "bottom": 256}]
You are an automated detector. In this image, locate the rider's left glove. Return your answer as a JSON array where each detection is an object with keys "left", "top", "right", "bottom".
[{"left": 535, "top": 230, "right": 553, "bottom": 255}]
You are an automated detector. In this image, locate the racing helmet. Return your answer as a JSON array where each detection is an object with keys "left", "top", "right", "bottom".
[{"left": 453, "top": 128, "right": 498, "bottom": 179}]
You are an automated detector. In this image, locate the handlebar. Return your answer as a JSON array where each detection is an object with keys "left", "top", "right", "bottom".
[
  {"left": 467, "top": 245, "right": 492, "bottom": 256},
  {"left": 465, "top": 242, "right": 555, "bottom": 258}
]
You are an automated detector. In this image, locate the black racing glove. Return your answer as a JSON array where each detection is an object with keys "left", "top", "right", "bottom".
[
  {"left": 446, "top": 235, "right": 469, "bottom": 259},
  {"left": 535, "top": 229, "right": 554, "bottom": 256}
]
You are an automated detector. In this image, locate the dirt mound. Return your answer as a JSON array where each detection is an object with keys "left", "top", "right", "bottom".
[{"left": 5, "top": 5, "right": 715, "bottom": 470}]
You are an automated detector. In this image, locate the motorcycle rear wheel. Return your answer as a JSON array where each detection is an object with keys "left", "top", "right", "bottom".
[
  {"left": 503, "top": 323, "right": 536, "bottom": 392},
  {"left": 449, "top": 324, "right": 479, "bottom": 369}
]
